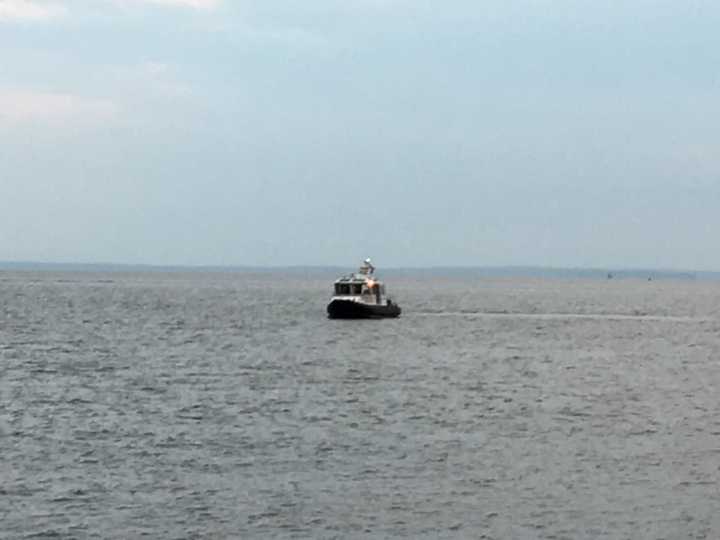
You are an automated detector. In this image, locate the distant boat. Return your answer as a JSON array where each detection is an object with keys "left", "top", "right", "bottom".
[{"left": 327, "top": 259, "right": 401, "bottom": 319}]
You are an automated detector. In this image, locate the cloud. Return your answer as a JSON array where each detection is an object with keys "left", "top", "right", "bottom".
[
  {"left": 114, "top": 0, "right": 220, "bottom": 9},
  {"left": 110, "top": 61, "right": 194, "bottom": 101},
  {"left": 152, "top": 0, "right": 218, "bottom": 7},
  {"left": 0, "top": 89, "right": 118, "bottom": 125},
  {"left": 0, "top": 0, "right": 65, "bottom": 21}
]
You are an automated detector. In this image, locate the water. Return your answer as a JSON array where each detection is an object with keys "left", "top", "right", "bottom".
[{"left": 2, "top": 271, "right": 720, "bottom": 539}]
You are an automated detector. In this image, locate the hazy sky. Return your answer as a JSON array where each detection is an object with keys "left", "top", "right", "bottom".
[{"left": 1, "top": 1, "right": 719, "bottom": 268}]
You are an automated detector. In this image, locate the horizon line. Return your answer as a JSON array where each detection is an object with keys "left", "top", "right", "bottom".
[{"left": 0, "top": 259, "right": 714, "bottom": 275}]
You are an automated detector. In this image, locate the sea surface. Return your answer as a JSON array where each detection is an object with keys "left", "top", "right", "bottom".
[{"left": 2, "top": 270, "right": 720, "bottom": 539}]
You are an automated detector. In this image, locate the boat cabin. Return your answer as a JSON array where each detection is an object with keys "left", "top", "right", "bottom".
[
  {"left": 331, "top": 258, "right": 394, "bottom": 306},
  {"left": 334, "top": 276, "right": 387, "bottom": 296}
]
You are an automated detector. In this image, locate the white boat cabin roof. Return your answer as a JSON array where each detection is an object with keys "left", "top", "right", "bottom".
[
  {"left": 333, "top": 274, "right": 384, "bottom": 285},
  {"left": 334, "top": 259, "right": 380, "bottom": 284}
]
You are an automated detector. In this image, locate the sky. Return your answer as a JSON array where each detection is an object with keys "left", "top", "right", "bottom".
[{"left": 1, "top": 0, "right": 719, "bottom": 269}]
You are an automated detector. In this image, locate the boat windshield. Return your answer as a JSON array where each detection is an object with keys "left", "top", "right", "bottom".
[
  {"left": 335, "top": 283, "right": 350, "bottom": 295},
  {"left": 334, "top": 282, "right": 366, "bottom": 295}
]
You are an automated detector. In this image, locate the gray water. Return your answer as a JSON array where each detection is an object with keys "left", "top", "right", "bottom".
[{"left": 2, "top": 271, "right": 720, "bottom": 539}]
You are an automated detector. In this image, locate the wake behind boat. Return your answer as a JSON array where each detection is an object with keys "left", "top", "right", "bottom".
[{"left": 327, "top": 259, "right": 401, "bottom": 319}]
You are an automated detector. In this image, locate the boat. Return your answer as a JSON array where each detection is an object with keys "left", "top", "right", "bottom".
[{"left": 327, "top": 259, "right": 402, "bottom": 319}]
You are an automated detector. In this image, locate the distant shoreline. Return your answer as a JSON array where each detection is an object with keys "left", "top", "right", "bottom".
[{"left": 0, "top": 261, "right": 714, "bottom": 280}]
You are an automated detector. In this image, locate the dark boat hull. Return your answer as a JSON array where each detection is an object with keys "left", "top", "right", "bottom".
[{"left": 327, "top": 299, "right": 401, "bottom": 319}]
